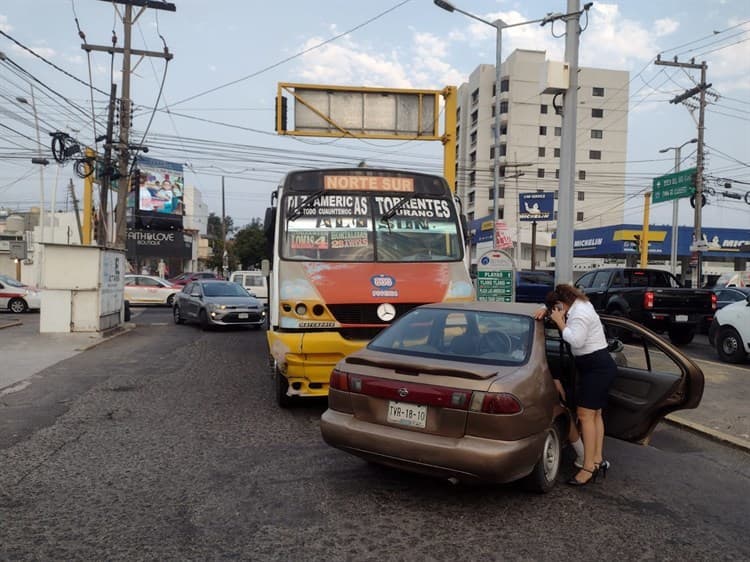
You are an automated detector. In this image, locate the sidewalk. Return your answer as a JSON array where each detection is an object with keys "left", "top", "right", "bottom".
[
  {"left": 1, "top": 314, "right": 749, "bottom": 451},
  {"left": 666, "top": 356, "right": 750, "bottom": 451},
  {"left": 0, "top": 314, "right": 131, "bottom": 395}
]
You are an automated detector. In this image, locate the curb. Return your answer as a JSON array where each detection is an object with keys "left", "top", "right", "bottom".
[
  {"left": 665, "top": 414, "right": 750, "bottom": 453},
  {"left": 0, "top": 320, "right": 22, "bottom": 330},
  {"left": 76, "top": 322, "right": 137, "bottom": 351}
]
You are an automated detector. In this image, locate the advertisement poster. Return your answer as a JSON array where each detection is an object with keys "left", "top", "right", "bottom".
[
  {"left": 494, "top": 220, "right": 514, "bottom": 250},
  {"left": 519, "top": 192, "right": 554, "bottom": 221},
  {"left": 136, "top": 156, "right": 184, "bottom": 216}
]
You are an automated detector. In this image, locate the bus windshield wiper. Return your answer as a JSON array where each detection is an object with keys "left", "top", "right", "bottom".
[
  {"left": 380, "top": 193, "right": 418, "bottom": 224},
  {"left": 287, "top": 190, "right": 324, "bottom": 221}
]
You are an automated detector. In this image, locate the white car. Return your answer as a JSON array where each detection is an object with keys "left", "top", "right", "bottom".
[
  {"left": 709, "top": 294, "right": 750, "bottom": 363},
  {"left": 229, "top": 270, "right": 268, "bottom": 308},
  {"left": 0, "top": 274, "right": 40, "bottom": 313},
  {"left": 124, "top": 274, "right": 179, "bottom": 306}
]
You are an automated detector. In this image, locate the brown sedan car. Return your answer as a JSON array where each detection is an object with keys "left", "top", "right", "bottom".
[{"left": 320, "top": 302, "right": 704, "bottom": 492}]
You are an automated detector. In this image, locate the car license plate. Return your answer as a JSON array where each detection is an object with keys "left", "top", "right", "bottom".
[
  {"left": 675, "top": 314, "right": 688, "bottom": 322},
  {"left": 387, "top": 401, "right": 427, "bottom": 429},
  {"left": 238, "top": 313, "right": 249, "bottom": 319}
]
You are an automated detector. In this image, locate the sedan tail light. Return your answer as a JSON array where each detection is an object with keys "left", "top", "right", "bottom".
[
  {"left": 329, "top": 368, "right": 349, "bottom": 392},
  {"left": 330, "top": 371, "right": 521, "bottom": 414},
  {"left": 644, "top": 291, "right": 655, "bottom": 309},
  {"left": 469, "top": 392, "right": 522, "bottom": 414},
  {"left": 710, "top": 292, "right": 717, "bottom": 311}
]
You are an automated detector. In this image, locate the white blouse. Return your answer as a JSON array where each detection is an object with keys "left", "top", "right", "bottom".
[{"left": 562, "top": 299, "right": 608, "bottom": 356}]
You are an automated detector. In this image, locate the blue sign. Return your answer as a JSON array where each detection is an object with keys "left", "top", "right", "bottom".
[
  {"left": 551, "top": 224, "right": 750, "bottom": 259},
  {"left": 519, "top": 192, "right": 554, "bottom": 221}
]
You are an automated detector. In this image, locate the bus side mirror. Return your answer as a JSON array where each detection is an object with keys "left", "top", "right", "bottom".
[{"left": 460, "top": 214, "right": 469, "bottom": 246}]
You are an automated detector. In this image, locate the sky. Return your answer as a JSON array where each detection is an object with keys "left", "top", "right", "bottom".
[{"left": 0, "top": 0, "right": 748, "bottom": 232}]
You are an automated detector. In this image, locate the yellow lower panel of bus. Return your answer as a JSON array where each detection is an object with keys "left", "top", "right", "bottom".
[{"left": 267, "top": 330, "right": 367, "bottom": 397}]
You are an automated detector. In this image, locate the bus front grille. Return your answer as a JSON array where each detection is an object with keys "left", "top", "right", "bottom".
[{"left": 327, "top": 303, "right": 423, "bottom": 325}]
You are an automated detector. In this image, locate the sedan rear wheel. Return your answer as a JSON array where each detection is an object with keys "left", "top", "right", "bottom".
[
  {"left": 8, "top": 298, "right": 28, "bottom": 313},
  {"left": 717, "top": 327, "right": 746, "bottom": 363},
  {"left": 523, "top": 422, "right": 562, "bottom": 494}
]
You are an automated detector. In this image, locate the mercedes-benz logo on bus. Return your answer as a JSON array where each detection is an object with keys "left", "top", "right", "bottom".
[
  {"left": 398, "top": 388, "right": 409, "bottom": 398},
  {"left": 377, "top": 303, "right": 396, "bottom": 322}
]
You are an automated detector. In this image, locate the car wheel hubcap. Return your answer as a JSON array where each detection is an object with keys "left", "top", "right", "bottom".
[
  {"left": 722, "top": 336, "right": 738, "bottom": 354},
  {"left": 542, "top": 429, "right": 560, "bottom": 481}
]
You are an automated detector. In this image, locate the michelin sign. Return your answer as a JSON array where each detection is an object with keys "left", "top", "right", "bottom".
[{"left": 519, "top": 192, "right": 554, "bottom": 221}]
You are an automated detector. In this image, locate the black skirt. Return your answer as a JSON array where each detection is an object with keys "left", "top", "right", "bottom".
[{"left": 574, "top": 348, "right": 617, "bottom": 410}]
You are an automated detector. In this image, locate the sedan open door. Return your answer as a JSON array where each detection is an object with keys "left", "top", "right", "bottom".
[{"left": 545, "top": 314, "right": 704, "bottom": 444}]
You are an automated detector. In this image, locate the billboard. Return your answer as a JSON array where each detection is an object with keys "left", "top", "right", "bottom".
[
  {"left": 136, "top": 156, "right": 184, "bottom": 216},
  {"left": 519, "top": 192, "right": 554, "bottom": 221}
]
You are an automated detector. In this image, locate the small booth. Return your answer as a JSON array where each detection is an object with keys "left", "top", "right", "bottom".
[{"left": 39, "top": 244, "right": 126, "bottom": 333}]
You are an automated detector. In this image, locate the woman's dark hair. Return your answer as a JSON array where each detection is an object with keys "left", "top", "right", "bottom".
[{"left": 545, "top": 283, "right": 588, "bottom": 308}]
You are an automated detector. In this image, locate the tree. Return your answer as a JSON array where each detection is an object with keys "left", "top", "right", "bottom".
[
  {"left": 232, "top": 219, "right": 269, "bottom": 269},
  {"left": 205, "top": 212, "right": 235, "bottom": 271},
  {"left": 207, "top": 212, "right": 234, "bottom": 240}
]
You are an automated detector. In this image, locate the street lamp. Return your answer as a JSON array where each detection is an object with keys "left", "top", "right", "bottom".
[
  {"left": 433, "top": 1, "right": 546, "bottom": 248},
  {"left": 16, "top": 87, "right": 46, "bottom": 244},
  {"left": 659, "top": 138, "right": 697, "bottom": 277}
]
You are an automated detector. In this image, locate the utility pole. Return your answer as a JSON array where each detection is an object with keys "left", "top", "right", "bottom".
[
  {"left": 82, "top": 0, "right": 175, "bottom": 249},
  {"left": 82, "top": 147, "right": 95, "bottom": 244},
  {"left": 640, "top": 193, "right": 651, "bottom": 267},
  {"left": 97, "top": 83, "right": 117, "bottom": 246},
  {"left": 555, "top": 0, "right": 582, "bottom": 286},
  {"left": 68, "top": 179, "right": 84, "bottom": 245},
  {"left": 221, "top": 176, "right": 228, "bottom": 277},
  {"left": 655, "top": 55, "right": 709, "bottom": 287}
]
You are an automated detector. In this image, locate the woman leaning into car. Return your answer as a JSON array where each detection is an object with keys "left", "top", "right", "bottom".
[{"left": 535, "top": 284, "right": 617, "bottom": 486}]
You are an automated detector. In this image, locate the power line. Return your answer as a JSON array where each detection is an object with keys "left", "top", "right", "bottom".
[{"left": 167, "top": 0, "right": 414, "bottom": 108}]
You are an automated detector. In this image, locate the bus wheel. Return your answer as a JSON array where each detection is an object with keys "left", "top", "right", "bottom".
[{"left": 275, "top": 366, "right": 293, "bottom": 408}]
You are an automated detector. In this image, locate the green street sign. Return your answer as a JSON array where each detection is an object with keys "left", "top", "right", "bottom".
[
  {"left": 652, "top": 167, "right": 696, "bottom": 203},
  {"left": 476, "top": 250, "right": 515, "bottom": 302}
]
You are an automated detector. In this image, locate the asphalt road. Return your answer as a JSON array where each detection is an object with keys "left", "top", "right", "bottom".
[{"left": 0, "top": 307, "right": 748, "bottom": 560}]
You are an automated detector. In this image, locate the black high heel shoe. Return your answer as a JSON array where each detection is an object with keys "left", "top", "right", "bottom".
[
  {"left": 596, "top": 460, "right": 611, "bottom": 480},
  {"left": 566, "top": 466, "right": 598, "bottom": 487}
]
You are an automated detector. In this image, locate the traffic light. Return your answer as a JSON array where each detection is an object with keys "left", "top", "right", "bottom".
[{"left": 633, "top": 234, "right": 642, "bottom": 251}]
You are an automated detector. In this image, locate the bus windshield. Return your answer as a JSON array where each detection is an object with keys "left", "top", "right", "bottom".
[{"left": 282, "top": 193, "right": 462, "bottom": 262}]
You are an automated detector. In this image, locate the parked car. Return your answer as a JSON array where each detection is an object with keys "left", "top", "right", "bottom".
[
  {"left": 173, "top": 279, "right": 265, "bottom": 330},
  {"left": 320, "top": 302, "right": 704, "bottom": 492},
  {"left": 168, "top": 271, "right": 223, "bottom": 286},
  {"left": 708, "top": 294, "right": 750, "bottom": 363},
  {"left": 713, "top": 287, "right": 750, "bottom": 310},
  {"left": 229, "top": 270, "right": 268, "bottom": 308},
  {"left": 124, "top": 274, "right": 179, "bottom": 306},
  {"left": 516, "top": 270, "right": 554, "bottom": 303},
  {"left": 575, "top": 267, "right": 716, "bottom": 345},
  {"left": 0, "top": 274, "right": 40, "bottom": 313}
]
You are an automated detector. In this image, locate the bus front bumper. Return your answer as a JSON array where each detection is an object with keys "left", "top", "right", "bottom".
[{"left": 267, "top": 330, "right": 368, "bottom": 398}]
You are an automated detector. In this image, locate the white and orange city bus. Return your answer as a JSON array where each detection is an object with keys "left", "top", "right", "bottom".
[{"left": 264, "top": 167, "right": 475, "bottom": 406}]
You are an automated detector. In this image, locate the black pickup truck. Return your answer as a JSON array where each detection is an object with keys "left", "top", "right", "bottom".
[{"left": 575, "top": 268, "right": 716, "bottom": 345}]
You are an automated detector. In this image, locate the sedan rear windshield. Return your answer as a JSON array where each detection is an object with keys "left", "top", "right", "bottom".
[
  {"left": 202, "top": 283, "right": 250, "bottom": 298},
  {"left": 368, "top": 307, "right": 533, "bottom": 366}
]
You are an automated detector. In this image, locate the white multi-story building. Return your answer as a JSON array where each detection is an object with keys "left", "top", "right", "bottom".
[{"left": 456, "top": 49, "right": 629, "bottom": 268}]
